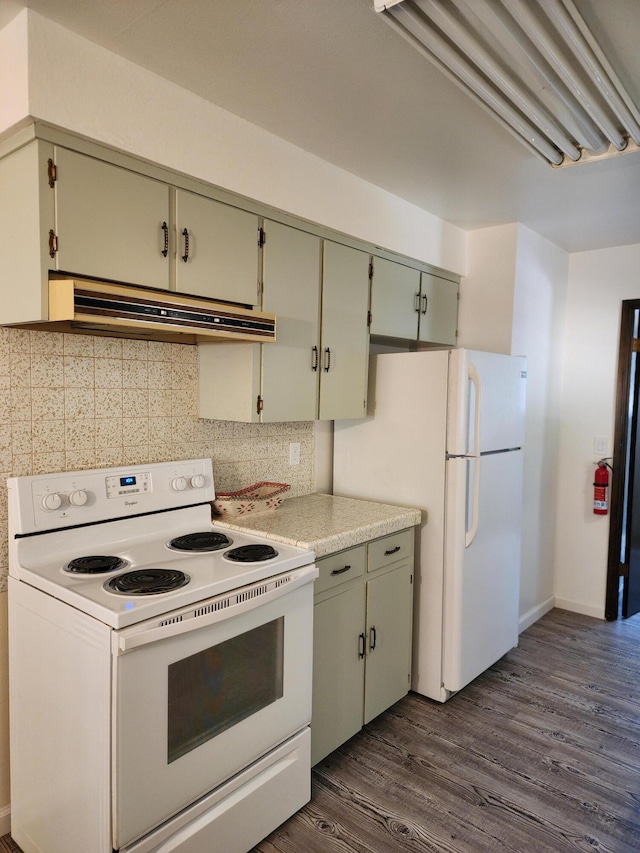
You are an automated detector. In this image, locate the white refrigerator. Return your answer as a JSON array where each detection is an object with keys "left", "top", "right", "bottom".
[{"left": 333, "top": 348, "right": 527, "bottom": 702}]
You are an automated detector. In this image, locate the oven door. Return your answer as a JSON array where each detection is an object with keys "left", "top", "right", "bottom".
[{"left": 111, "top": 565, "right": 316, "bottom": 850}]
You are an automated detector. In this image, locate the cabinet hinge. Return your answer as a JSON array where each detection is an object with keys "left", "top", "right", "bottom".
[
  {"left": 47, "top": 158, "right": 57, "bottom": 188},
  {"left": 48, "top": 229, "right": 58, "bottom": 258},
  {"left": 258, "top": 227, "right": 266, "bottom": 248},
  {"left": 367, "top": 310, "right": 372, "bottom": 327},
  {"left": 257, "top": 395, "right": 264, "bottom": 415},
  {"left": 368, "top": 261, "right": 374, "bottom": 281}
]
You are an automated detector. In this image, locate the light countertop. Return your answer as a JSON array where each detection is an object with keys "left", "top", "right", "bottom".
[{"left": 212, "top": 493, "right": 422, "bottom": 557}]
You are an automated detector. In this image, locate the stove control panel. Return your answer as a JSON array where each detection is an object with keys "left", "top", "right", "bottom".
[
  {"left": 11, "top": 459, "right": 215, "bottom": 533},
  {"left": 106, "top": 471, "right": 152, "bottom": 499}
]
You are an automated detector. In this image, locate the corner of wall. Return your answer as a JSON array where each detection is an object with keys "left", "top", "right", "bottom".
[
  {"left": 0, "top": 7, "right": 29, "bottom": 136},
  {"left": 457, "top": 222, "right": 519, "bottom": 353}
]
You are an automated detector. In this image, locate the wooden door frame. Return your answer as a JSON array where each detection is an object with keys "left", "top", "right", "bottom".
[{"left": 605, "top": 299, "right": 640, "bottom": 619}]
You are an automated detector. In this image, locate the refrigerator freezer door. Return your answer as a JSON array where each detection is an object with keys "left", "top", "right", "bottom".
[
  {"left": 447, "top": 350, "right": 527, "bottom": 455},
  {"left": 443, "top": 450, "right": 523, "bottom": 693}
]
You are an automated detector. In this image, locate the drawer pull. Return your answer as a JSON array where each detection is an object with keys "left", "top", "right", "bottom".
[
  {"left": 358, "top": 632, "right": 366, "bottom": 659},
  {"left": 331, "top": 564, "right": 351, "bottom": 576},
  {"left": 384, "top": 546, "right": 401, "bottom": 556}
]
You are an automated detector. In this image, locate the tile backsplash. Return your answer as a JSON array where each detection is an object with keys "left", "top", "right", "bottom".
[{"left": 0, "top": 328, "right": 314, "bottom": 590}]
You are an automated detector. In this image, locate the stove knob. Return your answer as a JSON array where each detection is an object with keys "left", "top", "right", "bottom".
[
  {"left": 190, "top": 474, "right": 206, "bottom": 489},
  {"left": 40, "top": 492, "right": 63, "bottom": 511},
  {"left": 171, "top": 477, "right": 188, "bottom": 492},
  {"left": 68, "top": 489, "right": 89, "bottom": 507}
]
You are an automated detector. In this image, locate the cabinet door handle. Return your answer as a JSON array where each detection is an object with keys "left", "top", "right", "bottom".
[
  {"left": 369, "top": 625, "right": 377, "bottom": 652},
  {"left": 181, "top": 227, "right": 190, "bottom": 262},
  {"left": 384, "top": 546, "right": 401, "bottom": 556},
  {"left": 358, "top": 632, "right": 366, "bottom": 659},
  {"left": 324, "top": 347, "right": 331, "bottom": 372},
  {"left": 48, "top": 229, "right": 58, "bottom": 259},
  {"left": 414, "top": 292, "right": 421, "bottom": 313},
  {"left": 330, "top": 564, "right": 351, "bottom": 576},
  {"left": 422, "top": 294, "right": 428, "bottom": 315},
  {"left": 312, "top": 346, "right": 319, "bottom": 372},
  {"left": 161, "top": 221, "right": 169, "bottom": 258}
]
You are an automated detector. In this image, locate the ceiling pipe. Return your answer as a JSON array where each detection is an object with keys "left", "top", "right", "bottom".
[
  {"left": 375, "top": 0, "right": 640, "bottom": 165},
  {"left": 542, "top": 0, "right": 640, "bottom": 145},
  {"left": 505, "top": 0, "right": 627, "bottom": 152},
  {"left": 414, "top": 0, "right": 581, "bottom": 161},
  {"left": 386, "top": 3, "right": 565, "bottom": 164}
]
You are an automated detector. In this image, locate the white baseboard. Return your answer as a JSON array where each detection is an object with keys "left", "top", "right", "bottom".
[
  {"left": 0, "top": 804, "right": 10, "bottom": 837},
  {"left": 519, "top": 596, "right": 555, "bottom": 633},
  {"left": 553, "top": 596, "right": 605, "bottom": 620}
]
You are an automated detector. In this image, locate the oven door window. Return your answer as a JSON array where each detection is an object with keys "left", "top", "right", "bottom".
[{"left": 168, "top": 617, "right": 284, "bottom": 763}]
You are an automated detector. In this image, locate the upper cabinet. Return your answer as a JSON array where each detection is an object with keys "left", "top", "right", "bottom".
[
  {"left": 1, "top": 125, "right": 461, "bottom": 420},
  {"left": 198, "top": 223, "right": 370, "bottom": 422},
  {"left": 175, "top": 189, "right": 260, "bottom": 305},
  {"left": 370, "top": 256, "right": 458, "bottom": 346},
  {"left": 54, "top": 147, "right": 172, "bottom": 291},
  {"left": 418, "top": 271, "right": 459, "bottom": 345},
  {"left": 260, "top": 221, "right": 321, "bottom": 421},
  {"left": 0, "top": 137, "right": 263, "bottom": 329}
]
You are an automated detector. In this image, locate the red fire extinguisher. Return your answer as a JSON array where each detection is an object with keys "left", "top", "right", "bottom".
[{"left": 593, "top": 460, "right": 611, "bottom": 515}]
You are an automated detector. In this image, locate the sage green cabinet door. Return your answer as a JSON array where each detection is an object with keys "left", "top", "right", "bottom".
[
  {"left": 175, "top": 190, "right": 259, "bottom": 305},
  {"left": 260, "top": 221, "right": 321, "bottom": 422},
  {"left": 0, "top": 139, "right": 54, "bottom": 325},
  {"left": 311, "top": 584, "right": 366, "bottom": 766},
  {"left": 363, "top": 563, "right": 413, "bottom": 725},
  {"left": 54, "top": 147, "right": 171, "bottom": 290},
  {"left": 370, "top": 256, "right": 421, "bottom": 339},
  {"left": 319, "top": 241, "right": 370, "bottom": 420},
  {"left": 418, "top": 272, "right": 458, "bottom": 345}
]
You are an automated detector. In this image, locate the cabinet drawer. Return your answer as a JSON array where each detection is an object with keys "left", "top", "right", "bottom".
[
  {"left": 315, "top": 546, "right": 366, "bottom": 595},
  {"left": 368, "top": 529, "right": 414, "bottom": 573}
]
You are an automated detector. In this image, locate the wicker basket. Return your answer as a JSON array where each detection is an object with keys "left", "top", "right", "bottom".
[{"left": 212, "top": 482, "right": 290, "bottom": 516}]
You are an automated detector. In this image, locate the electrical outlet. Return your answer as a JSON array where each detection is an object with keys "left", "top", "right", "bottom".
[{"left": 289, "top": 442, "right": 301, "bottom": 466}]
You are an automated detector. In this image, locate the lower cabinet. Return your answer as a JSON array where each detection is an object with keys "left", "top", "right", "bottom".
[{"left": 311, "top": 529, "right": 414, "bottom": 766}]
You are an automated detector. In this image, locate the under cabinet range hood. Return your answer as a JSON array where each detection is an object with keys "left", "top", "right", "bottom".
[{"left": 21, "top": 278, "right": 276, "bottom": 344}]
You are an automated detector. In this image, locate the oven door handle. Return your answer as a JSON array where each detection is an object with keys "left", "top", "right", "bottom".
[{"left": 113, "top": 564, "right": 318, "bottom": 655}]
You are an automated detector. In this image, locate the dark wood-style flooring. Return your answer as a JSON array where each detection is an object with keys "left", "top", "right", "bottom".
[{"left": 3, "top": 608, "right": 639, "bottom": 853}]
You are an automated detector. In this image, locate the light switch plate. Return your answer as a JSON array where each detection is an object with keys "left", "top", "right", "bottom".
[{"left": 593, "top": 436, "right": 607, "bottom": 455}]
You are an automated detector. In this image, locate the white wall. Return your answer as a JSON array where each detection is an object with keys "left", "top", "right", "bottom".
[
  {"left": 6, "top": 9, "right": 467, "bottom": 277},
  {"left": 457, "top": 223, "right": 519, "bottom": 355},
  {"left": 0, "top": 10, "right": 28, "bottom": 136},
  {"left": 458, "top": 223, "right": 569, "bottom": 630},
  {"left": 512, "top": 225, "right": 568, "bottom": 626},
  {"left": 554, "top": 243, "right": 640, "bottom": 617}
]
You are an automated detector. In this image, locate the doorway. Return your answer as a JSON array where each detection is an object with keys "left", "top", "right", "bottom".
[{"left": 606, "top": 299, "right": 640, "bottom": 619}]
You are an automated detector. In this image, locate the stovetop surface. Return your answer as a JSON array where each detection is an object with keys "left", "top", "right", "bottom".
[
  {"left": 13, "top": 504, "right": 314, "bottom": 627},
  {"left": 8, "top": 459, "right": 315, "bottom": 628}
]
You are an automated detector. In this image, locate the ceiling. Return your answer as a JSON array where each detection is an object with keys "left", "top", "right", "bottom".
[{"left": 5, "top": 0, "right": 640, "bottom": 253}]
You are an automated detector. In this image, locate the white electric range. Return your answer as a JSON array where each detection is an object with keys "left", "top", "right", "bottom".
[{"left": 8, "top": 458, "right": 317, "bottom": 853}]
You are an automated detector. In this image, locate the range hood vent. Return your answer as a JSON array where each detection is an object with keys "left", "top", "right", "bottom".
[{"left": 24, "top": 278, "right": 276, "bottom": 345}]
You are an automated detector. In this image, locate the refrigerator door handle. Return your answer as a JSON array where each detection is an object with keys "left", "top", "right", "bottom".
[
  {"left": 468, "top": 362, "right": 482, "bottom": 455},
  {"left": 465, "top": 362, "right": 481, "bottom": 547},
  {"left": 466, "top": 456, "right": 481, "bottom": 548}
]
